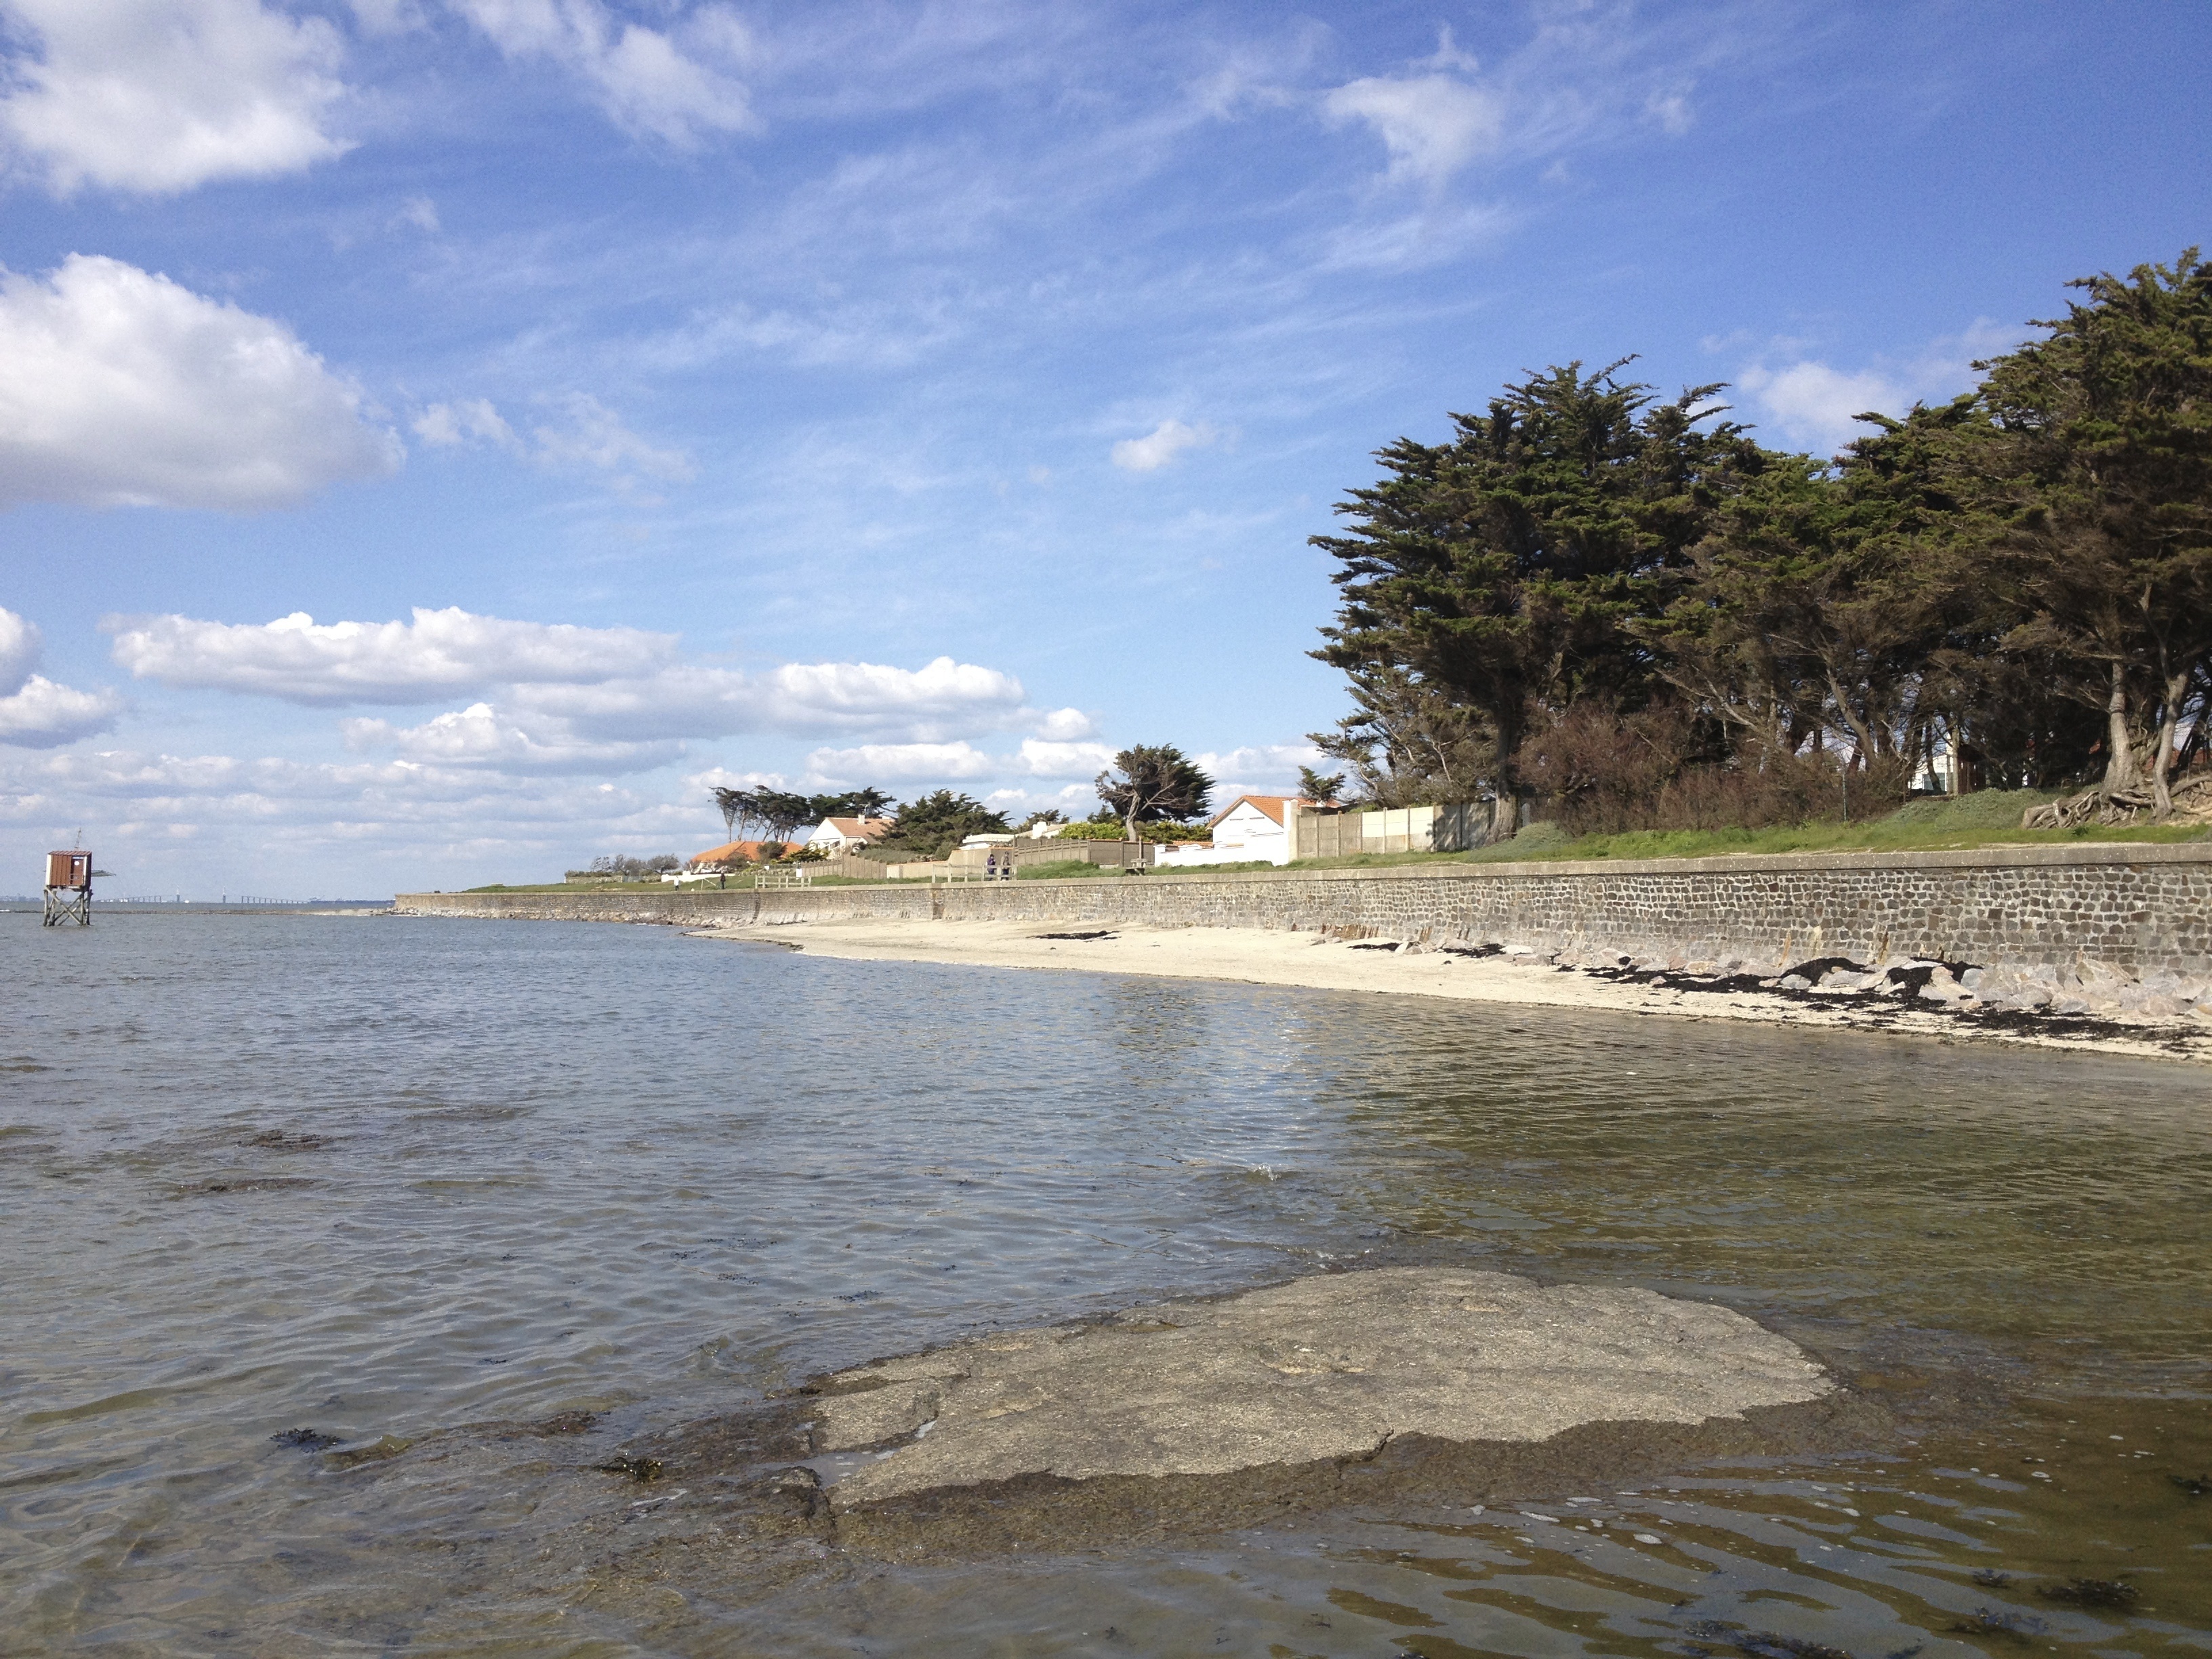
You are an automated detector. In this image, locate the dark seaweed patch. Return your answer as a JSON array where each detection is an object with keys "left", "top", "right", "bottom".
[
  {"left": 2039, "top": 1576, "right": 2138, "bottom": 1610},
  {"left": 1950, "top": 1607, "right": 2045, "bottom": 1640},
  {"left": 171, "top": 1176, "right": 319, "bottom": 1197},
  {"left": 1779, "top": 957, "right": 1869, "bottom": 986},
  {"left": 1681, "top": 1622, "right": 1853, "bottom": 1659}
]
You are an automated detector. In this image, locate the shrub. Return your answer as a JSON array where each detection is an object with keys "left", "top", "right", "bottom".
[
  {"left": 1058, "top": 819, "right": 1212, "bottom": 844},
  {"left": 1650, "top": 751, "right": 1911, "bottom": 830}
]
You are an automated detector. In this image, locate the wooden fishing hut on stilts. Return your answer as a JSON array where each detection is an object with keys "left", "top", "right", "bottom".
[{"left": 43, "top": 850, "right": 92, "bottom": 926}]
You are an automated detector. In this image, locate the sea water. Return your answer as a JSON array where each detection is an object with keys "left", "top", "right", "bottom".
[{"left": 2, "top": 913, "right": 2207, "bottom": 1656}]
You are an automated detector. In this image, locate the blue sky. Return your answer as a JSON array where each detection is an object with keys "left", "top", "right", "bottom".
[{"left": 1, "top": 0, "right": 2206, "bottom": 897}]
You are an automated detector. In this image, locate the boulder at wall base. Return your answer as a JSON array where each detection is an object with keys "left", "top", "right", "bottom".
[{"left": 808, "top": 1267, "right": 1831, "bottom": 1508}]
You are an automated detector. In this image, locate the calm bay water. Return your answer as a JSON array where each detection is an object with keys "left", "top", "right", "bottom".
[{"left": 2, "top": 913, "right": 2207, "bottom": 1657}]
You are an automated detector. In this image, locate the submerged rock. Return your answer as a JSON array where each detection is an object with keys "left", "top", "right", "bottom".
[{"left": 810, "top": 1267, "right": 1831, "bottom": 1508}]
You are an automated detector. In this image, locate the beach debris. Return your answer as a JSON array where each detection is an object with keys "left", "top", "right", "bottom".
[
  {"left": 1732, "top": 1632, "right": 1854, "bottom": 1659},
  {"left": 1036, "top": 930, "right": 1115, "bottom": 941},
  {"left": 243, "top": 1130, "right": 331, "bottom": 1151},
  {"left": 1679, "top": 1622, "right": 1856, "bottom": 1659},
  {"left": 2039, "top": 1576, "right": 2138, "bottom": 1609},
  {"left": 169, "top": 1176, "right": 320, "bottom": 1197},
  {"left": 1777, "top": 957, "right": 1868, "bottom": 988},
  {"left": 1950, "top": 1607, "right": 2045, "bottom": 1640},
  {"left": 2169, "top": 1472, "right": 2209, "bottom": 1496},
  {"left": 323, "top": 1434, "right": 412, "bottom": 1469}
]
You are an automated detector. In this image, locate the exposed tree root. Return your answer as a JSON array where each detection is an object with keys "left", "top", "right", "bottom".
[{"left": 2022, "top": 774, "right": 2212, "bottom": 830}]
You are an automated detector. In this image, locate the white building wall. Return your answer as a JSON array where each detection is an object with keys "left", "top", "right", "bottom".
[{"left": 1152, "top": 802, "right": 1296, "bottom": 868}]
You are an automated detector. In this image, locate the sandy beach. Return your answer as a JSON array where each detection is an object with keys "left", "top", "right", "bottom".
[{"left": 692, "top": 915, "right": 2212, "bottom": 1061}]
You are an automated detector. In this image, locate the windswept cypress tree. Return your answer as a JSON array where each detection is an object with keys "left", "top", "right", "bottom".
[
  {"left": 1308, "top": 251, "right": 2212, "bottom": 830},
  {"left": 1978, "top": 250, "right": 2212, "bottom": 820},
  {"left": 1310, "top": 361, "right": 1768, "bottom": 832}
]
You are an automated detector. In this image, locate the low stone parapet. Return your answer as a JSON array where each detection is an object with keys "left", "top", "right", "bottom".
[{"left": 396, "top": 840, "right": 2212, "bottom": 975}]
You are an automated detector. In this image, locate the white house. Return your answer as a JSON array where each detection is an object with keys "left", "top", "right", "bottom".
[
  {"left": 1152, "top": 796, "right": 1311, "bottom": 868},
  {"left": 806, "top": 815, "right": 894, "bottom": 853}
]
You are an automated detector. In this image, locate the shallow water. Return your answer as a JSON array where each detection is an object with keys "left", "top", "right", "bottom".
[{"left": 1, "top": 913, "right": 2207, "bottom": 1657}]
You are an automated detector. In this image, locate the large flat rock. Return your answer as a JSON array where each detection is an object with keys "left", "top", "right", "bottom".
[{"left": 812, "top": 1267, "right": 1831, "bottom": 1507}]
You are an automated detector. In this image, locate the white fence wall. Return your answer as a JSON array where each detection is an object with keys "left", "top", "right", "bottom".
[{"left": 1294, "top": 802, "right": 1490, "bottom": 859}]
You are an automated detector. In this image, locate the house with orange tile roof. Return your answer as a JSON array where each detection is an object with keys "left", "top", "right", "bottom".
[
  {"left": 1152, "top": 795, "right": 1313, "bottom": 868},
  {"left": 805, "top": 815, "right": 894, "bottom": 852},
  {"left": 682, "top": 838, "right": 799, "bottom": 870}
]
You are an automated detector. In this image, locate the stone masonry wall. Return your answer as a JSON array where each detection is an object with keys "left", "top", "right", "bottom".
[{"left": 398, "top": 843, "right": 2212, "bottom": 974}]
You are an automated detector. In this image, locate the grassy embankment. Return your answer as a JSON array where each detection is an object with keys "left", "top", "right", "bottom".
[
  {"left": 1017, "top": 791, "right": 2205, "bottom": 877},
  {"left": 1293, "top": 790, "right": 2209, "bottom": 871},
  {"left": 457, "top": 793, "right": 2208, "bottom": 892}
]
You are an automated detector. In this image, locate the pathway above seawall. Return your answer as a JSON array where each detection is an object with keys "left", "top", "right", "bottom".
[{"left": 398, "top": 841, "right": 2212, "bottom": 975}]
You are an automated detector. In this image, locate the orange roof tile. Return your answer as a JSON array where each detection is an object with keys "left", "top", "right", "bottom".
[
  {"left": 689, "top": 838, "right": 800, "bottom": 865},
  {"left": 1207, "top": 794, "right": 1313, "bottom": 830}
]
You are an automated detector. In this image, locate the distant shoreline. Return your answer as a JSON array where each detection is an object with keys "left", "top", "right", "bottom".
[{"left": 3, "top": 901, "right": 394, "bottom": 915}]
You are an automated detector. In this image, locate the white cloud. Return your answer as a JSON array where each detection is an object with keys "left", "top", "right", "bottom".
[
  {"left": 762, "top": 657, "right": 1023, "bottom": 734},
  {"left": 1010, "top": 738, "right": 1115, "bottom": 778},
  {"left": 342, "top": 701, "right": 680, "bottom": 772},
  {"left": 1735, "top": 361, "right": 1900, "bottom": 457},
  {"left": 1737, "top": 319, "right": 2021, "bottom": 456},
  {"left": 104, "top": 605, "right": 1029, "bottom": 743},
  {"left": 0, "top": 255, "right": 401, "bottom": 511},
  {"left": 1193, "top": 742, "right": 1323, "bottom": 790},
  {"left": 0, "top": 605, "right": 125, "bottom": 747},
  {"left": 803, "top": 739, "right": 995, "bottom": 781},
  {"left": 449, "top": 0, "right": 756, "bottom": 146},
  {"left": 527, "top": 655, "right": 1027, "bottom": 744},
  {"left": 0, "top": 675, "right": 128, "bottom": 747},
  {"left": 107, "top": 607, "right": 678, "bottom": 703},
  {"left": 413, "top": 397, "right": 519, "bottom": 449},
  {"left": 0, "top": 742, "right": 712, "bottom": 886},
  {"left": 1032, "top": 706, "right": 1097, "bottom": 741},
  {"left": 1111, "top": 417, "right": 1216, "bottom": 473},
  {"left": 686, "top": 762, "right": 788, "bottom": 794},
  {"left": 1645, "top": 89, "right": 1694, "bottom": 136},
  {"left": 346, "top": 0, "right": 423, "bottom": 36},
  {"left": 1321, "top": 73, "right": 1502, "bottom": 186},
  {"left": 531, "top": 392, "right": 694, "bottom": 483},
  {"left": 0, "top": 0, "right": 351, "bottom": 194},
  {"left": 415, "top": 392, "right": 692, "bottom": 488},
  {"left": 0, "top": 605, "right": 37, "bottom": 690}
]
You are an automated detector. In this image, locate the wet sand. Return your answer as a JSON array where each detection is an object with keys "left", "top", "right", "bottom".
[{"left": 695, "top": 916, "right": 2212, "bottom": 1061}]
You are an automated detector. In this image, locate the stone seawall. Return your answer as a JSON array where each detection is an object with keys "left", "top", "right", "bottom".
[{"left": 398, "top": 842, "right": 2212, "bottom": 974}]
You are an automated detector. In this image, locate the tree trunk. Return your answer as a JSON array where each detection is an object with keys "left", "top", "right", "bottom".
[
  {"left": 1486, "top": 703, "right": 1525, "bottom": 843},
  {"left": 1824, "top": 672, "right": 1877, "bottom": 766},
  {"left": 2150, "top": 664, "right": 2192, "bottom": 819},
  {"left": 2102, "top": 659, "right": 2137, "bottom": 797}
]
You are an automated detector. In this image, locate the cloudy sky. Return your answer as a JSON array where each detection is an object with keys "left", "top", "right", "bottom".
[{"left": 1, "top": 1, "right": 2205, "bottom": 896}]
